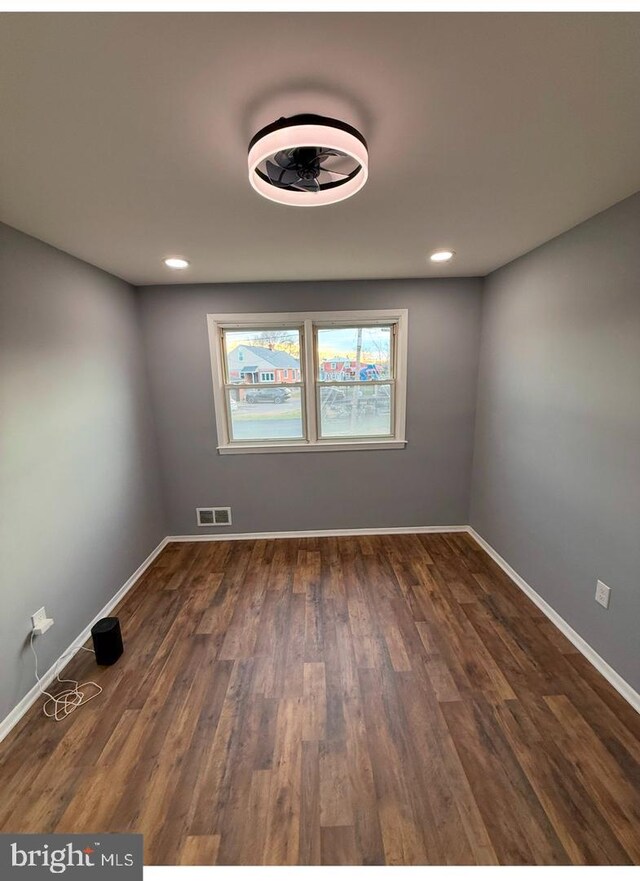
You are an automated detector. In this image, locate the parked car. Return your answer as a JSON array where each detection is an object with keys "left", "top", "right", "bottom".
[{"left": 245, "top": 387, "right": 291, "bottom": 404}]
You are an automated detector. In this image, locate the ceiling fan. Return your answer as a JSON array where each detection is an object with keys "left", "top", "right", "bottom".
[{"left": 248, "top": 114, "right": 369, "bottom": 206}]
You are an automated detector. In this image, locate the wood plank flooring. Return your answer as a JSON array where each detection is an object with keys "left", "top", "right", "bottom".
[{"left": 1, "top": 533, "right": 638, "bottom": 865}]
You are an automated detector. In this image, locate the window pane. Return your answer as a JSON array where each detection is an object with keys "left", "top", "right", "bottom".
[
  {"left": 316, "top": 326, "right": 393, "bottom": 382},
  {"left": 224, "top": 328, "right": 302, "bottom": 384},
  {"left": 227, "top": 387, "right": 304, "bottom": 441},
  {"left": 318, "top": 384, "right": 393, "bottom": 438}
]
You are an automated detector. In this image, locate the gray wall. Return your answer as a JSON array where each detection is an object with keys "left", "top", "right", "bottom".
[
  {"left": 0, "top": 224, "right": 167, "bottom": 722},
  {"left": 138, "top": 278, "right": 483, "bottom": 536},
  {"left": 470, "top": 192, "right": 640, "bottom": 691}
]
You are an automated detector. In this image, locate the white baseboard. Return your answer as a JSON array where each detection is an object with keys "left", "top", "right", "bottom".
[
  {"left": 0, "top": 536, "right": 169, "bottom": 745},
  {"left": 166, "top": 525, "right": 468, "bottom": 542},
  {"left": 467, "top": 527, "right": 640, "bottom": 715}
]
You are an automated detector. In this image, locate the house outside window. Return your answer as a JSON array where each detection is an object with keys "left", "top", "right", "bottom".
[{"left": 208, "top": 309, "right": 408, "bottom": 453}]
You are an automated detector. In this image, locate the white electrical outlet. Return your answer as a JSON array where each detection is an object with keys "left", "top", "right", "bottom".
[
  {"left": 31, "top": 607, "right": 47, "bottom": 628},
  {"left": 595, "top": 580, "right": 611, "bottom": 609},
  {"left": 31, "top": 606, "right": 54, "bottom": 635}
]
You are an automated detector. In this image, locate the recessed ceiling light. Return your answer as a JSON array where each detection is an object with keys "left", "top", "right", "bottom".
[
  {"left": 163, "top": 257, "right": 189, "bottom": 269},
  {"left": 248, "top": 114, "right": 368, "bottom": 207},
  {"left": 429, "top": 249, "right": 455, "bottom": 263}
]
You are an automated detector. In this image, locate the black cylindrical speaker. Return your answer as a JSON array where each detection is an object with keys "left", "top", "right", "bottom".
[{"left": 91, "top": 617, "right": 124, "bottom": 666}]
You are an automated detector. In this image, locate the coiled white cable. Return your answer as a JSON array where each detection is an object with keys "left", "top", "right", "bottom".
[{"left": 30, "top": 631, "right": 103, "bottom": 721}]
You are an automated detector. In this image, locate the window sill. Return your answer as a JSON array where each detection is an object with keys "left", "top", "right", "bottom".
[{"left": 217, "top": 439, "right": 407, "bottom": 455}]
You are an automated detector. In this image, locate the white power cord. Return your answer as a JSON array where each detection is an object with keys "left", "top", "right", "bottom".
[{"left": 30, "top": 631, "right": 102, "bottom": 721}]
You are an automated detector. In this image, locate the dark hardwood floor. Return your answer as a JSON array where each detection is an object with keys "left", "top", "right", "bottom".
[{"left": 1, "top": 533, "right": 639, "bottom": 865}]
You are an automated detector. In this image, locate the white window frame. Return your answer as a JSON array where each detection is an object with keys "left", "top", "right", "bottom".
[
  {"left": 207, "top": 309, "right": 408, "bottom": 454},
  {"left": 259, "top": 371, "right": 275, "bottom": 382}
]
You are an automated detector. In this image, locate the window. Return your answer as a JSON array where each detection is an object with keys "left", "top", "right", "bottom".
[
  {"left": 316, "top": 325, "right": 393, "bottom": 439},
  {"left": 208, "top": 309, "right": 407, "bottom": 453}
]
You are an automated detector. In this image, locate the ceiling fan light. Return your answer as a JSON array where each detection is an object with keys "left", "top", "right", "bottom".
[{"left": 248, "top": 114, "right": 368, "bottom": 207}]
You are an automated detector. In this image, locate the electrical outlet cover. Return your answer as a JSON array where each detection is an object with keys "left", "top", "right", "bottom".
[
  {"left": 31, "top": 606, "right": 48, "bottom": 628},
  {"left": 595, "top": 580, "right": 611, "bottom": 609}
]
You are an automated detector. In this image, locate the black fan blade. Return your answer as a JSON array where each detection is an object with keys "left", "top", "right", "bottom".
[
  {"left": 266, "top": 160, "right": 300, "bottom": 187},
  {"left": 318, "top": 165, "right": 352, "bottom": 177},
  {"left": 292, "top": 177, "right": 320, "bottom": 192},
  {"left": 273, "top": 150, "right": 297, "bottom": 169}
]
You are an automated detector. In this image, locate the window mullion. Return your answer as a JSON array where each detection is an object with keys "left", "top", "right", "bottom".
[{"left": 303, "top": 318, "right": 318, "bottom": 442}]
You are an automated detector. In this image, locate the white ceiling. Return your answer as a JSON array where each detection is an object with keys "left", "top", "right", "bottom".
[{"left": 1, "top": 12, "right": 640, "bottom": 285}]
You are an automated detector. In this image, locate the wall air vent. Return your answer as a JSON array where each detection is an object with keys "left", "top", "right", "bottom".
[{"left": 196, "top": 507, "right": 232, "bottom": 527}]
